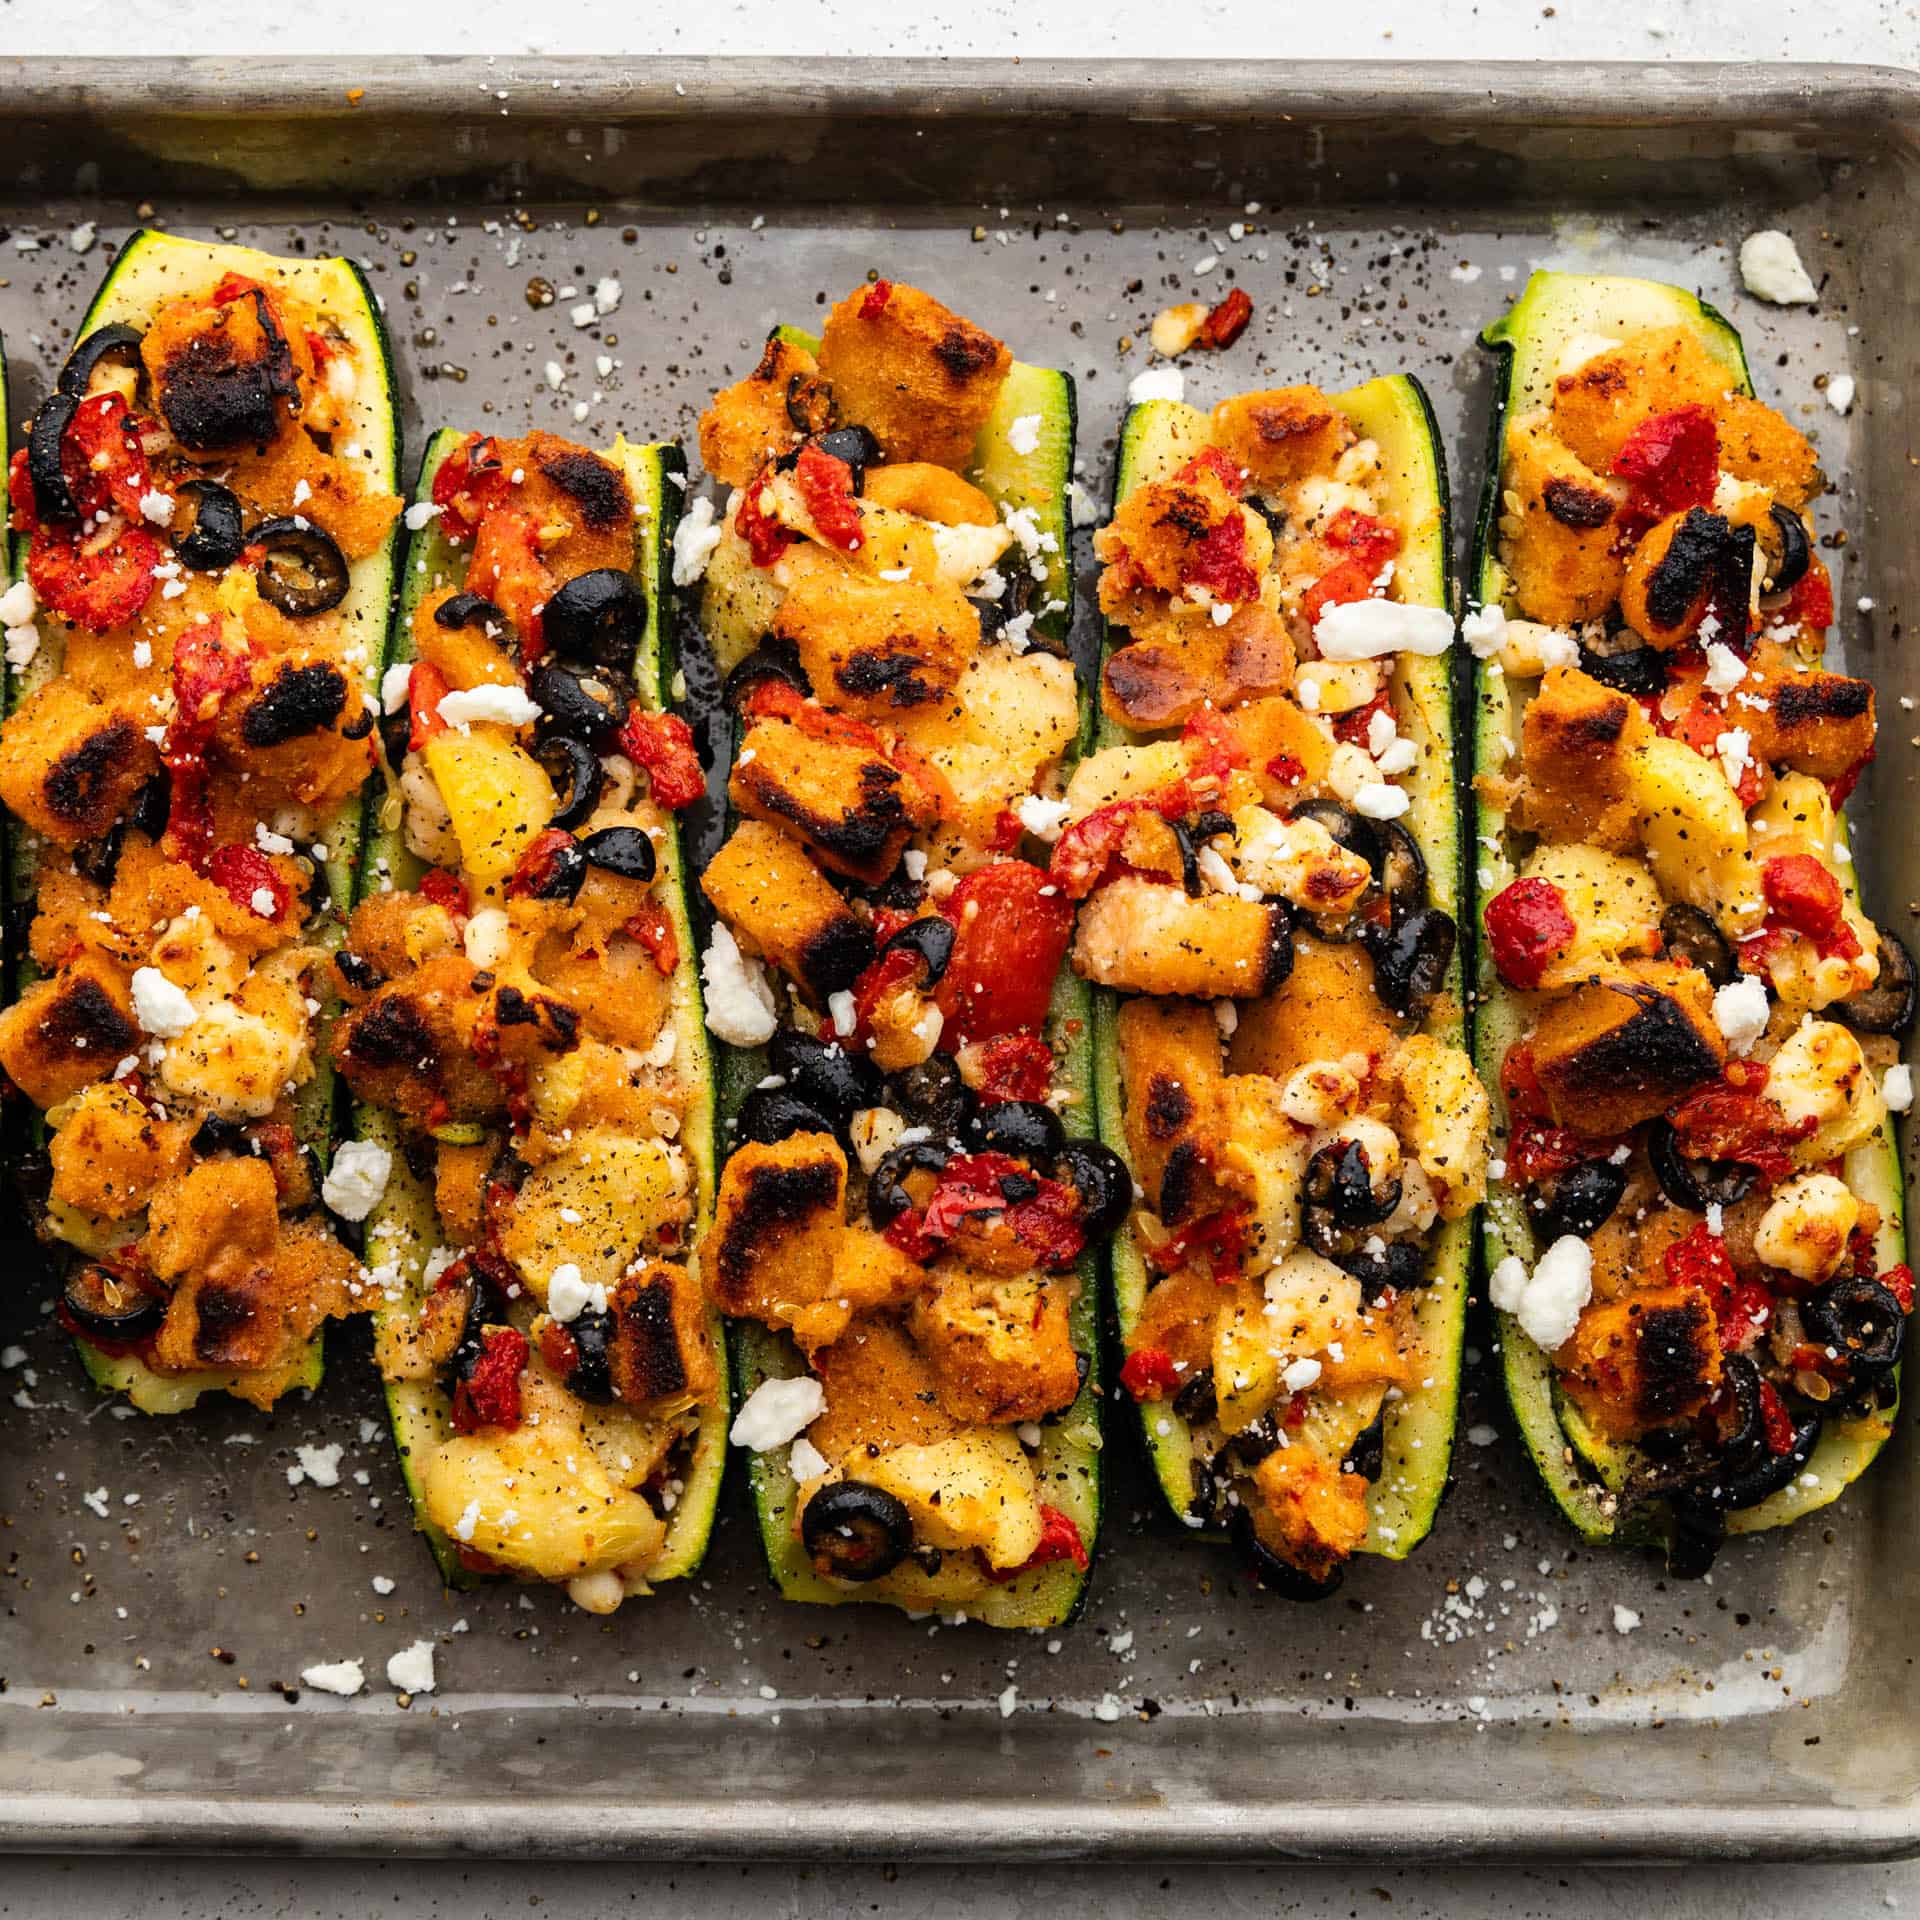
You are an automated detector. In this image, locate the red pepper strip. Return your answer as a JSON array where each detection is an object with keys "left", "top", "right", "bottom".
[
  {"left": 207, "top": 844, "right": 290, "bottom": 920},
  {"left": 1664, "top": 1221, "right": 1769, "bottom": 1354},
  {"left": 450, "top": 1326, "right": 528, "bottom": 1434},
  {"left": 1120, "top": 1346, "right": 1183, "bottom": 1401},
  {"left": 984, "top": 1503, "right": 1089, "bottom": 1583},
  {"left": 1184, "top": 512, "right": 1259, "bottom": 604},
  {"left": 1194, "top": 286, "right": 1253, "bottom": 350},
  {"left": 737, "top": 466, "right": 796, "bottom": 568},
  {"left": 623, "top": 901, "right": 680, "bottom": 977},
  {"left": 933, "top": 861, "right": 1074, "bottom": 1044},
  {"left": 1613, "top": 405, "right": 1718, "bottom": 521},
  {"left": 1666, "top": 1066, "right": 1814, "bottom": 1190},
  {"left": 505, "top": 828, "right": 579, "bottom": 900},
  {"left": 1323, "top": 506, "right": 1402, "bottom": 574},
  {"left": 64, "top": 391, "right": 156, "bottom": 523},
  {"left": 419, "top": 867, "right": 470, "bottom": 920},
  {"left": 793, "top": 442, "right": 863, "bottom": 553},
  {"left": 163, "top": 621, "right": 256, "bottom": 871},
  {"left": 618, "top": 708, "right": 704, "bottom": 809},
  {"left": 1757, "top": 1379, "right": 1796, "bottom": 1456},
  {"left": 1483, "top": 877, "right": 1577, "bottom": 990},
  {"left": 1147, "top": 1205, "right": 1252, "bottom": 1285},
  {"left": 430, "top": 432, "right": 512, "bottom": 535},
  {"left": 408, "top": 661, "right": 451, "bottom": 750},
  {"left": 974, "top": 1029, "right": 1054, "bottom": 1104},
  {"left": 1508, "top": 1116, "right": 1626, "bottom": 1185},
  {"left": 1761, "top": 853, "right": 1861, "bottom": 960}
]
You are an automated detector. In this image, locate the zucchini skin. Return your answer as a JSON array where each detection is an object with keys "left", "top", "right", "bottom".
[
  {"left": 7, "top": 233, "right": 402, "bottom": 1412},
  {"left": 352, "top": 429, "right": 728, "bottom": 1591},
  {"left": 708, "top": 345, "right": 1101, "bottom": 1629},
  {"left": 1094, "top": 378, "right": 1468, "bottom": 1564},
  {"left": 1468, "top": 269, "right": 1907, "bottom": 1555}
]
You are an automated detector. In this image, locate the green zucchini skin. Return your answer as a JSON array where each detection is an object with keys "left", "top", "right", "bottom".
[
  {"left": 1095, "top": 377, "right": 1468, "bottom": 1564},
  {"left": 709, "top": 345, "right": 1101, "bottom": 1628},
  {"left": 352, "top": 430, "right": 727, "bottom": 1591},
  {"left": 1468, "top": 269, "right": 1907, "bottom": 1555},
  {"left": 7, "top": 233, "right": 401, "bottom": 1414}
]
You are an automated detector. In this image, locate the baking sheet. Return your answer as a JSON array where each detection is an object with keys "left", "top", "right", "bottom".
[{"left": 0, "top": 56, "right": 1915, "bottom": 1861}]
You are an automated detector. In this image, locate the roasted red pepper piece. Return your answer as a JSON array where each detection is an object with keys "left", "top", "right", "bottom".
[
  {"left": 1173, "top": 446, "right": 1246, "bottom": 499},
  {"left": 934, "top": 861, "right": 1074, "bottom": 1045},
  {"left": 622, "top": 900, "right": 680, "bottom": 976},
  {"left": 163, "top": 620, "right": 256, "bottom": 870},
  {"left": 450, "top": 1325, "right": 529, "bottom": 1434},
  {"left": 973, "top": 1029, "right": 1055, "bottom": 1103},
  {"left": 1147, "top": 1205, "right": 1251, "bottom": 1284},
  {"left": 1757, "top": 1379, "right": 1796, "bottom": 1456},
  {"left": 207, "top": 844, "right": 290, "bottom": 920},
  {"left": 1761, "top": 853, "right": 1860, "bottom": 960},
  {"left": 1323, "top": 506, "right": 1402, "bottom": 575},
  {"left": 407, "top": 661, "right": 451, "bottom": 750},
  {"left": 1666, "top": 1063, "right": 1814, "bottom": 1189},
  {"left": 985, "top": 1502, "right": 1090, "bottom": 1583},
  {"left": 793, "top": 442, "right": 864, "bottom": 554},
  {"left": 1299, "top": 556, "right": 1377, "bottom": 632},
  {"left": 1119, "top": 1346, "right": 1183, "bottom": 1401},
  {"left": 418, "top": 867, "right": 470, "bottom": 919},
  {"left": 1483, "top": 876, "right": 1578, "bottom": 989},
  {"left": 1613, "top": 405, "right": 1718, "bottom": 519},
  {"left": 736, "top": 466, "right": 796, "bottom": 568},
  {"left": 505, "top": 827, "right": 580, "bottom": 900},
  {"left": 1664, "top": 1221, "right": 1769, "bottom": 1354},
  {"left": 467, "top": 506, "right": 553, "bottom": 659},
  {"left": 1194, "top": 287, "right": 1253, "bottom": 351},
  {"left": 859, "top": 279, "right": 893, "bottom": 319},
  {"left": 1183, "top": 512, "right": 1259, "bottom": 604},
  {"left": 618, "top": 708, "right": 704, "bottom": 809},
  {"left": 430, "top": 432, "right": 512, "bottom": 535},
  {"left": 64, "top": 391, "right": 156, "bottom": 523}
]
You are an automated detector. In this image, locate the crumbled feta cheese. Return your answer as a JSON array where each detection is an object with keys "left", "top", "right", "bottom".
[
  {"left": 547, "top": 1263, "right": 608, "bottom": 1323},
  {"left": 1712, "top": 974, "right": 1771, "bottom": 1057},
  {"left": 1612, "top": 1604, "right": 1642, "bottom": 1635},
  {"left": 594, "top": 276, "right": 622, "bottom": 316},
  {"left": 828, "top": 990, "right": 858, "bottom": 1038},
  {"left": 130, "top": 966, "right": 197, "bottom": 1038},
  {"left": 295, "top": 1443, "right": 344, "bottom": 1488},
  {"left": 700, "top": 923, "right": 778, "bottom": 1047},
  {"left": 670, "top": 494, "right": 723, "bottom": 587},
  {"left": 248, "top": 884, "right": 279, "bottom": 919},
  {"left": 1714, "top": 726, "right": 1753, "bottom": 793},
  {"left": 902, "top": 848, "right": 929, "bottom": 883},
  {"left": 5, "top": 622, "right": 39, "bottom": 670},
  {"left": 1007, "top": 412, "right": 1043, "bottom": 457},
  {"left": 1488, "top": 1236, "right": 1593, "bottom": 1353},
  {"left": 300, "top": 1659, "right": 366, "bottom": 1696},
  {"left": 386, "top": 1639, "right": 437, "bottom": 1695},
  {"left": 1739, "top": 230, "right": 1818, "bottom": 306},
  {"left": 0, "top": 579, "right": 35, "bottom": 627},
  {"left": 69, "top": 220, "right": 97, "bottom": 254},
  {"left": 788, "top": 1435, "right": 829, "bottom": 1483},
  {"left": 730, "top": 1374, "right": 827, "bottom": 1451},
  {"left": 462, "top": 908, "right": 511, "bottom": 968},
  {"left": 322, "top": 1139, "right": 393, "bottom": 1222},
  {"left": 403, "top": 500, "right": 444, "bottom": 532},
  {"left": 1281, "top": 1356, "right": 1323, "bottom": 1392},
  {"left": 1015, "top": 793, "right": 1072, "bottom": 844},
  {"left": 1352, "top": 782, "right": 1411, "bottom": 821},
  {"left": 570, "top": 300, "right": 598, "bottom": 329},
  {"left": 1883, "top": 1064, "right": 1913, "bottom": 1114},
  {"left": 437, "top": 684, "right": 540, "bottom": 731},
  {"left": 381, "top": 662, "right": 415, "bottom": 713},
  {"left": 1825, "top": 373, "right": 1855, "bottom": 416},
  {"left": 1314, "top": 598, "right": 1456, "bottom": 660},
  {"left": 138, "top": 489, "right": 175, "bottom": 527},
  {"left": 1702, "top": 642, "right": 1748, "bottom": 697},
  {"left": 1127, "top": 366, "right": 1186, "bottom": 405},
  {"left": 371, "top": 1575, "right": 396, "bottom": 1596}
]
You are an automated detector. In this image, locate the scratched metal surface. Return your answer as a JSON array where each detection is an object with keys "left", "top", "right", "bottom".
[{"left": 0, "top": 58, "right": 1915, "bottom": 1860}]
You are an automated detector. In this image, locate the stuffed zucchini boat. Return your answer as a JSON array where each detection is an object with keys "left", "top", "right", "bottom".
[
  {"left": 687, "top": 278, "right": 1114, "bottom": 1626},
  {"left": 0, "top": 232, "right": 401, "bottom": 1412},
  {"left": 333, "top": 425, "right": 725, "bottom": 1611},
  {"left": 1469, "top": 269, "right": 1911, "bottom": 1573},
  {"left": 1080, "top": 376, "right": 1484, "bottom": 1596}
]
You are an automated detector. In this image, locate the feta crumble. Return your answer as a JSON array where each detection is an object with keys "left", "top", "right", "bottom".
[
  {"left": 1314, "top": 597, "right": 1456, "bottom": 660},
  {"left": 301, "top": 1659, "right": 365, "bottom": 1696},
  {"left": 436, "top": 684, "right": 541, "bottom": 731},
  {"left": 730, "top": 1374, "right": 827, "bottom": 1451},
  {"left": 386, "top": 1639, "right": 438, "bottom": 1695},
  {"left": 670, "top": 494, "right": 723, "bottom": 587},
  {"left": 1488, "top": 1236, "right": 1593, "bottom": 1353},
  {"left": 1712, "top": 974, "right": 1771, "bottom": 1058},
  {"left": 322, "top": 1139, "right": 393, "bottom": 1222},
  {"left": 700, "top": 923, "right": 778, "bottom": 1047},
  {"left": 130, "top": 967, "right": 197, "bottom": 1038},
  {"left": 1739, "top": 230, "right": 1818, "bottom": 306},
  {"left": 1127, "top": 366, "right": 1186, "bottom": 405}
]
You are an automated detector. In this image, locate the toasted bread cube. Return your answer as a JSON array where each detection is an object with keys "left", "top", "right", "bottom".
[
  {"left": 47, "top": 1078, "right": 194, "bottom": 1220},
  {"left": 859, "top": 462, "right": 998, "bottom": 527},
  {"left": 1075, "top": 875, "right": 1293, "bottom": 1001},
  {"left": 1101, "top": 604, "right": 1296, "bottom": 731},
  {"left": 1529, "top": 961, "right": 1726, "bottom": 1135},
  {"left": 1227, "top": 936, "right": 1398, "bottom": 1084},
  {"left": 910, "top": 1266, "right": 1080, "bottom": 1424},
  {"left": 773, "top": 566, "right": 979, "bottom": 724},
  {"left": 709, "top": 1132, "right": 847, "bottom": 1324},
  {"left": 0, "top": 952, "right": 140, "bottom": 1108},
  {"left": 1096, "top": 467, "right": 1263, "bottom": 604},
  {"left": 698, "top": 330, "right": 824, "bottom": 488},
  {"left": 805, "top": 1314, "right": 959, "bottom": 1464},
  {"left": 1499, "top": 416, "right": 1627, "bottom": 627},
  {"left": 700, "top": 818, "right": 875, "bottom": 996},
  {"left": 1218, "top": 693, "right": 1334, "bottom": 804},
  {"left": 1210, "top": 386, "right": 1351, "bottom": 492},
  {"left": 1516, "top": 665, "right": 1650, "bottom": 854},
  {"left": 331, "top": 954, "right": 505, "bottom": 1131},
  {"left": 1743, "top": 656, "right": 1875, "bottom": 782},
  {"left": 435, "top": 1140, "right": 493, "bottom": 1245},
  {"left": 1548, "top": 326, "right": 1738, "bottom": 475},
  {"left": 1118, "top": 995, "right": 1225, "bottom": 1206},
  {"left": 1517, "top": 842, "right": 1666, "bottom": 989},
  {"left": 1248, "top": 1451, "right": 1372, "bottom": 1583},
  {"left": 608, "top": 1259, "right": 719, "bottom": 1410},
  {"left": 1561, "top": 1286, "right": 1722, "bottom": 1439},
  {"left": 816, "top": 281, "right": 1010, "bottom": 469},
  {"left": 1717, "top": 392, "right": 1818, "bottom": 509},
  {"left": 0, "top": 683, "right": 160, "bottom": 848}
]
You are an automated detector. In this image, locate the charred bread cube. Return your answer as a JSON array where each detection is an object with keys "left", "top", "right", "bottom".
[
  {"left": 1498, "top": 416, "right": 1627, "bottom": 627},
  {"left": 729, "top": 714, "right": 926, "bottom": 886},
  {"left": 0, "top": 951, "right": 140, "bottom": 1109},
  {"left": 608, "top": 1260, "right": 719, "bottom": 1410},
  {"left": 1100, "top": 604, "right": 1297, "bottom": 732},
  {"left": 710, "top": 1131, "right": 848, "bottom": 1325},
  {"left": 699, "top": 817, "right": 876, "bottom": 997},
  {"left": 1210, "top": 386, "right": 1352, "bottom": 493},
  {"left": 0, "top": 683, "right": 161, "bottom": 848},
  {"left": 1560, "top": 1286, "right": 1723, "bottom": 1440},
  {"left": 1516, "top": 664, "right": 1651, "bottom": 853},
  {"left": 698, "top": 330, "right": 825, "bottom": 488},
  {"left": 1074, "top": 873, "right": 1292, "bottom": 1001},
  {"left": 773, "top": 567, "right": 979, "bottom": 724}
]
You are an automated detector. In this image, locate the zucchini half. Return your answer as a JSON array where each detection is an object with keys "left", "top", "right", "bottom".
[
  {"left": 1469, "top": 269, "right": 1908, "bottom": 1553},
  {"left": 5, "top": 232, "right": 401, "bottom": 1414},
  {"left": 1095, "top": 376, "right": 1469, "bottom": 1564},
  {"left": 353, "top": 429, "right": 727, "bottom": 1590},
  {"left": 706, "top": 335, "right": 1101, "bottom": 1628}
]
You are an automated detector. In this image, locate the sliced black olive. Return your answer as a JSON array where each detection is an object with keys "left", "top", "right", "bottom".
[
  {"left": 129, "top": 771, "right": 170, "bottom": 843},
  {"left": 251, "top": 517, "right": 349, "bottom": 617},
  {"left": 26, "top": 391, "right": 80, "bottom": 523},
  {"left": 1766, "top": 502, "right": 1811, "bottom": 595},
  {"left": 1721, "top": 1405, "right": 1822, "bottom": 1512},
  {"left": 434, "top": 589, "right": 508, "bottom": 635},
  {"left": 190, "top": 1114, "right": 248, "bottom": 1157},
  {"left": 63, "top": 1261, "right": 164, "bottom": 1343},
  {"left": 1341, "top": 1406, "right": 1388, "bottom": 1482},
  {"left": 296, "top": 843, "right": 332, "bottom": 916},
  {"left": 1578, "top": 628, "right": 1669, "bottom": 698},
  {"left": 802, "top": 1479, "right": 913, "bottom": 1583},
  {"left": 784, "top": 366, "right": 837, "bottom": 436},
  {"left": 1304, "top": 1138, "right": 1402, "bottom": 1258},
  {"left": 1166, "top": 817, "right": 1208, "bottom": 897},
  {"left": 172, "top": 478, "right": 246, "bottom": 571},
  {"left": 73, "top": 819, "right": 128, "bottom": 889},
  {"left": 887, "top": 1054, "right": 975, "bottom": 1140},
  {"left": 1803, "top": 1275, "right": 1906, "bottom": 1383},
  {"left": 738, "top": 1086, "right": 840, "bottom": 1146},
  {"left": 1289, "top": 797, "right": 1384, "bottom": 875},
  {"left": 1218, "top": 1414, "right": 1283, "bottom": 1472},
  {"left": 543, "top": 568, "right": 646, "bottom": 675},
  {"left": 563, "top": 1307, "right": 616, "bottom": 1404},
  {"left": 1172, "top": 1366, "right": 1217, "bottom": 1425},
  {"left": 516, "top": 838, "right": 587, "bottom": 904},
  {"left": 57, "top": 322, "right": 145, "bottom": 398},
  {"left": 377, "top": 706, "right": 411, "bottom": 776},
  {"left": 1659, "top": 903, "right": 1736, "bottom": 989},
  {"left": 1364, "top": 905, "right": 1456, "bottom": 1018},
  {"left": 1663, "top": 1492, "right": 1727, "bottom": 1579},
  {"left": 770, "top": 1028, "right": 884, "bottom": 1123},
  {"left": 531, "top": 661, "right": 630, "bottom": 749},
  {"left": 879, "top": 915, "right": 955, "bottom": 987},
  {"left": 868, "top": 1139, "right": 954, "bottom": 1228},
  {"left": 810, "top": 425, "right": 881, "bottom": 489},
  {"left": 1378, "top": 821, "right": 1428, "bottom": 915},
  {"left": 1533, "top": 1157, "right": 1629, "bottom": 1241},
  {"left": 1647, "top": 1117, "right": 1754, "bottom": 1212},
  {"left": 1333, "top": 1239, "right": 1429, "bottom": 1301},
  {"left": 971, "top": 1100, "right": 1065, "bottom": 1168},
  {"left": 1058, "top": 1139, "right": 1132, "bottom": 1244},
  {"left": 1833, "top": 924, "right": 1918, "bottom": 1038},
  {"left": 1229, "top": 1503, "right": 1343, "bottom": 1601},
  {"left": 722, "top": 637, "right": 811, "bottom": 712},
  {"left": 577, "top": 824, "right": 657, "bottom": 885},
  {"left": 336, "top": 948, "right": 383, "bottom": 993},
  {"left": 536, "top": 735, "right": 603, "bottom": 831}
]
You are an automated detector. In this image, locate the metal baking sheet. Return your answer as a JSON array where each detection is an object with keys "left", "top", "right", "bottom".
[{"left": 0, "top": 56, "right": 1915, "bottom": 1863}]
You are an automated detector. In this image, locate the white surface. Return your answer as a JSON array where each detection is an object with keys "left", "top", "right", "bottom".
[{"left": 11, "top": 0, "right": 1920, "bottom": 1912}]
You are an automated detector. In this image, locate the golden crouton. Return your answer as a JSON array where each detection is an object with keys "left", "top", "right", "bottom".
[
  {"left": 1227, "top": 937, "right": 1398, "bottom": 1084},
  {"left": 773, "top": 566, "right": 980, "bottom": 724},
  {"left": 607, "top": 1259, "right": 719, "bottom": 1410},
  {"left": 1560, "top": 1286, "right": 1722, "bottom": 1440},
  {"left": 860, "top": 462, "right": 999, "bottom": 527},
  {"left": 1102, "top": 604, "right": 1296, "bottom": 731},
  {"left": 1516, "top": 665, "right": 1651, "bottom": 853},
  {"left": 1210, "top": 386, "right": 1352, "bottom": 492},
  {"left": 342, "top": 888, "right": 463, "bottom": 985},
  {"left": 435, "top": 1140, "right": 494, "bottom": 1244},
  {"left": 414, "top": 587, "right": 520, "bottom": 690},
  {"left": 1216, "top": 694, "right": 1334, "bottom": 801},
  {"left": 1128, "top": 1265, "right": 1224, "bottom": 1383},
  {"left": 698, "top": 331, "right": 826, "bottom": 488},
  {"left": 910, "top": 1267, "right": 1080, "bottom": 1424},
  {"left": 1248, "top": 1451, "right": 1370, "bottom": 1585},
  {"left": 1528, "top": 961, "right": 1726, "bottom": 1136},
  {"left": 0, "top": 952, "right": 140, "bottom": 1109},
  {"left": 48, "top": 1078, "right": 195, "bottom": 1221},
  {"left": 1499, "top": 416, "right": 1626, "bottom": 627},
  {"left": 805, "top": 1314, "right": 960, "bottom": 1463},
  {"left": 1717, "top": 392, "right": 1818, "bottom": 509},
  {"left": 330, "top": 954, "right": 506, "bottom": 1131},
  {"left": 1548, "top": 326, "right": 1737, "bottom": 475},
  {"left": 1118, "top": 996, "right": 1224, "bottom": 1203},
  {"left": 1740, "top": 650, "right": 1874, "bottom": 781},
  {"left": 1619, "top": 507, "right": 1736, "bottom": 648},
  {"left": 709, "top": 1132, "right": 847, "bottom": 1324},
  {"left": 700, "top": 818, "right": 875, "bottom": 996},
  {"left": 816, "top": 280, "right": 1011, "bottom": 470},
  {"left": 1095, "top": 466, "right": 1259, "bottom": 605},
  {"left": 0, "top": 682, "right": 160, "bottom": 847},
  {"left": 1074, "top": 874, "right": 1292, "bottom": 1000}
]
